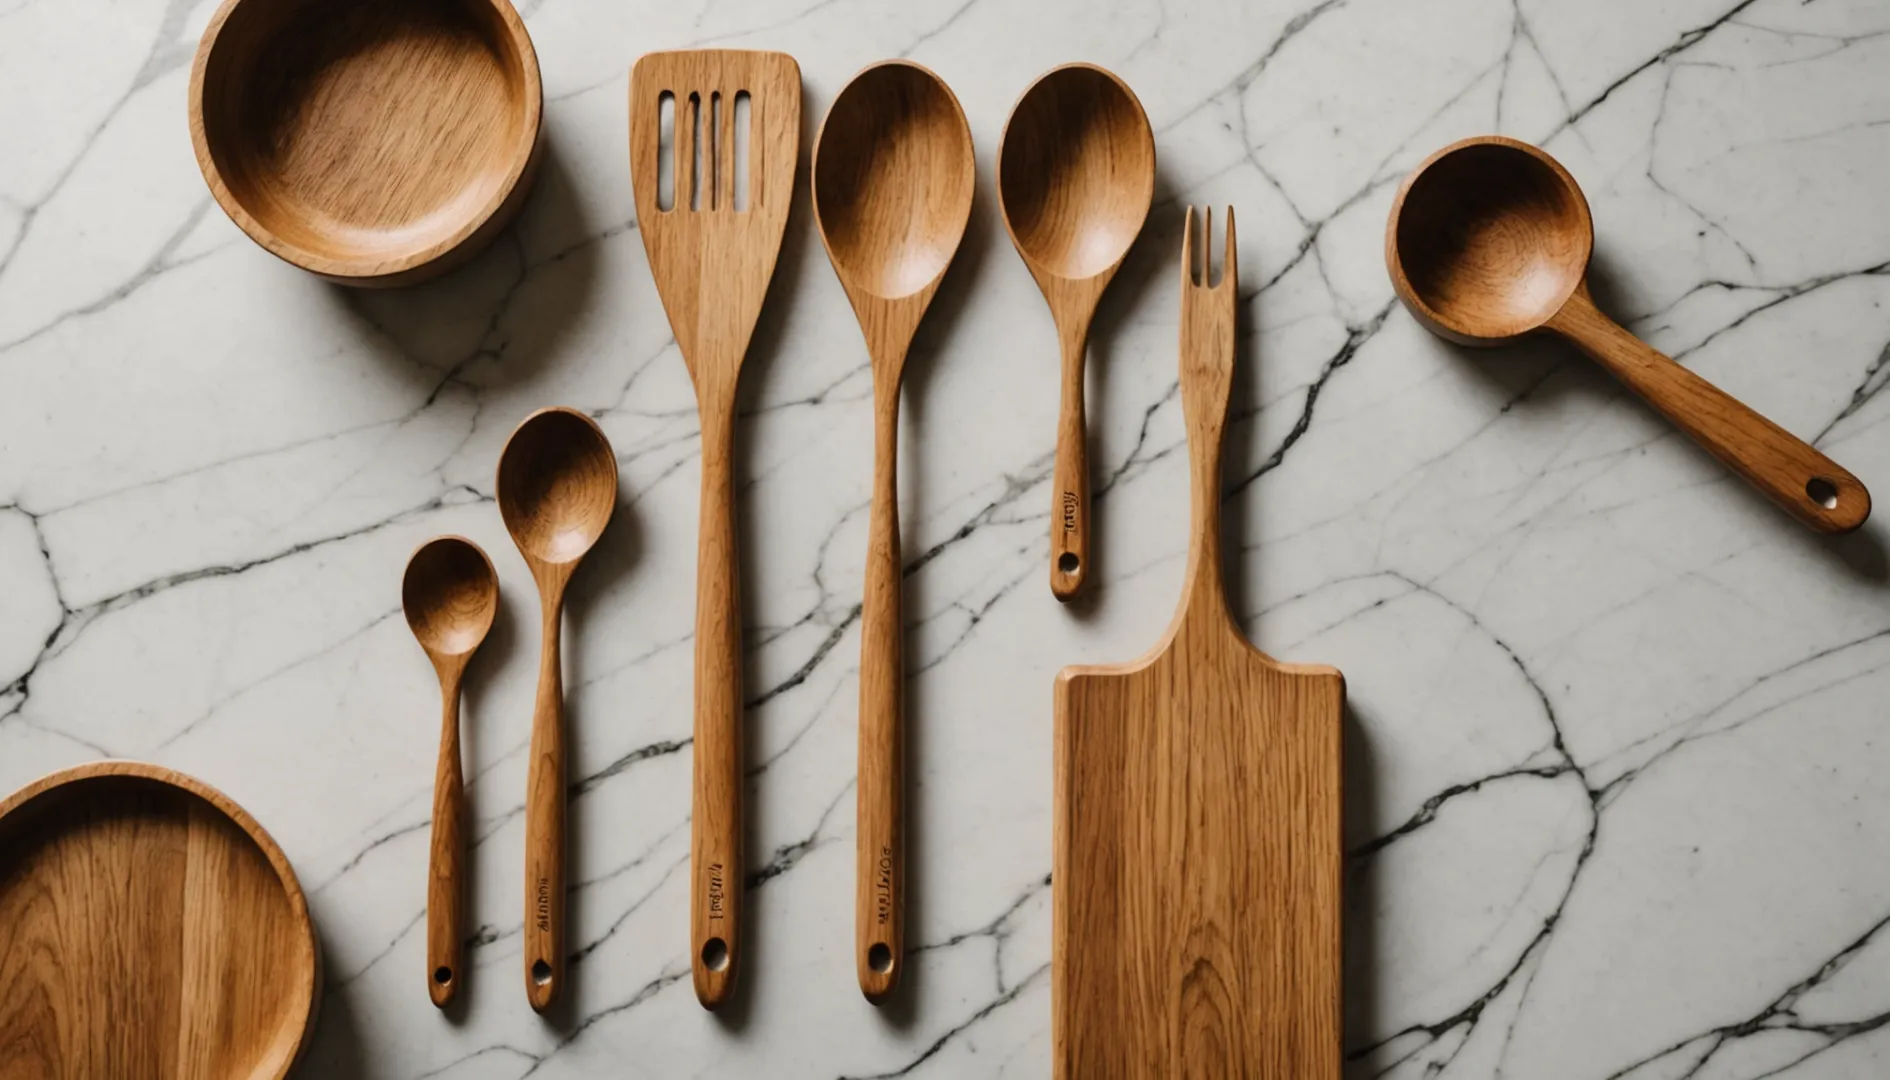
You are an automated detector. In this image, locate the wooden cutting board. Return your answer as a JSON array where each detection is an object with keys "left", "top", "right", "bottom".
[
  {"left": 1053, "top": 207, "right": 1345, "bottom": 1078},
  {"left": 0, "top": 762, "right": 320, "bottom": 1080}
]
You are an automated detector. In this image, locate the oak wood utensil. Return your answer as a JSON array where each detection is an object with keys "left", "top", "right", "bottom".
[
  {"left": 497, "top": 406, "right": 618, "bottom": 1012},
  {"left": 0, "top": 761, "right": 320, "bottom": 1079},
  {"left": 813, "top": 60, "right": 975, "bottom": 1003},
  {"left": 402, "top": 535, "right": 499, "bottom": 1008},
  {"left": 1054, "top": 208, "right": 1345, "bottom": 1077},
  {"left": 189, "top": 0, "right": 543, "bottom": 286},
  {"left": 998, "top": 63, "right": 1155, "bottom": 601},
  {"left": 1387, "top": 134, "right": 1870, "bottom": 533},
  {"left": 628, "top": 48, "right": 801, "bottom": 1011}
]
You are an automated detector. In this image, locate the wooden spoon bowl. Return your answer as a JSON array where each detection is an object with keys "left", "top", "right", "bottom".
[
  {"left": 189, "top": 0, "right": 543, "bottom": 286},
  {"left": 814, "top": 62, "right": 976, "bottom": 300},
  {"left": 999, "top": 64, "right": 1154, "bottom": 280},
  {"left": 403, "top": 536, "right": 500, "bottom": 658},
  {"left": 497, "top": 408, "right": 618, "bottom": 566}
]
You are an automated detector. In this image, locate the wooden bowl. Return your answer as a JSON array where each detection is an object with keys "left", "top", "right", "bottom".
[
  {"left": 188, "top": 0, "right": 543, "bottom": 286},
  {"left": 0, "top": 761, "right": 321, "bottom": 1079}
]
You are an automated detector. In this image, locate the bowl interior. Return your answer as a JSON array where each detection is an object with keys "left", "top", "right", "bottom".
[
  {"left": 196, "top": 0, "right": 538, "bottom": 279},
  {"left": 1392, "top": 141, "right": 1591, "bottom": 340}
]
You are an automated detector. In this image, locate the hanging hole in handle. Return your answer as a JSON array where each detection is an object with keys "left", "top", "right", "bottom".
[
  {"left": 1058, "top": 552, "right": 1080, "bottom": 575},
  {"left": 701, "top": 937, "right": 729, "bottom": 972},
  {"left": 531, "top": 959, "right": 552, "bottom": 985},
  {"left": 434, "top": 966, "right": 453, "bottom": 986},
  {"left": 867, "top": 942, "right": 894, "bottom": 973},
  {"left": 1808, "top": 477, "right": 1840, "bottom": 510}
]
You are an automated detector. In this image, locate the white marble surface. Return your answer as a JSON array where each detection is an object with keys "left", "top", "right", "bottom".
[{"left": 4, "top": 0, "right": 1890, "bottom": 1075}]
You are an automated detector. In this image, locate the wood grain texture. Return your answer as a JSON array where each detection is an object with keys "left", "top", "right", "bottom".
[
  {"left": 402, "top": 535, "right": 499, "bottom": 1008},
  {"left": 998, "top": 63, "right": 1155, "bottom": 601},
  {"left": 189, "top": 0, "right": 543, "bottom": 286},
  {"left": 629, "top": 48, "right": 801, "bottom": 1011},
  {"left": 813, "top": 60, "right": 975, "bottom": 1003},
  {"left": 1054, "top": 208, "right": 1345, "bottom": 1078},
  {"left": 497, "top": 407, "right": 618, "bottom": 1012},
  {"left": 0, "top": 762, "right": 320, "bottom": 1080},
  {"left": 1387, "top": 134, "right": 1870, "bottom": 534}
]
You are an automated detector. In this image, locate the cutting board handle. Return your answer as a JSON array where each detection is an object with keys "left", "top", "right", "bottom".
[{"left": 1173, "top": 206, "right": 1240, "bottom": 642}]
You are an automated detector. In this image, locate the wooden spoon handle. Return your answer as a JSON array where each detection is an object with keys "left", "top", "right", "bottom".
[
  {"left": 523, "top": 592, "right": 566, "bottom": 1012},
  {"left": 1050, "top": 321, "right": 1091, "bottom": 600},
  {"left": 1549, "top": 286, "right": 1871, "bottom": 534},
  {"left": 692, "top": 406, "right": 742, "bottom": 1009},
  {"left": 427, "top": 667, "right": 466, "bottom": 1008},
  {"left": 858, "top": 385, "right": 905, "bottom": 1002}
]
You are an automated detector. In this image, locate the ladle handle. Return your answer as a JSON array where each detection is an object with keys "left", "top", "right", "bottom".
[
  {"left": 858, "top": 382, "right": 904, "bottom": 1003},
  {"left": 692, "top": 403, "right": 742, "bottom": 1010},
  {"left": 1050, "top": 320, "right": 1091, "bottom": 600},
  {"left": 523, "top": 588, "right": 567, "bottom": 1012},
  {"left": 427, "top": 664, "right": 466, "bottom": 1008},
  {"left": 1549, "top": 287, "right": 1870, "bottom": 534}
]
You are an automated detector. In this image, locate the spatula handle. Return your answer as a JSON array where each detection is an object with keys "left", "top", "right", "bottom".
[
  {"left": 1050, "top": 321, "right": 1090, "bottom": 601},
  {"left": 427, "top": 665, "right": 466, "bottom": 1008},
  {"left": 523, "top": 588, "right": 566, "bottom": 1012},
  {"left": 858, "top": 384, "right": 905, "bottom": 1002},
  {"left": 692, "top": 405, "right": 743, "bottom": 1009},
  {"left": 1548, "top": 285, "right": 1870, "bottom": 533}
]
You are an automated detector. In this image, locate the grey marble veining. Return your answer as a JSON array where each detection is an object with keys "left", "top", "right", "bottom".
[{"left": 2, "top": 0, "right": 1889, "bottom": 1076}]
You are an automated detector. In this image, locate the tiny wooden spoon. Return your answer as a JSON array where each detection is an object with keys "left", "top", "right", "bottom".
[
  {"left": 1387, "top": 135, "right": 1870, "bottom": 533},
  {"left": 402, "top": 535, "right": 498, "bottom": 1008},
  {"left": 496, "top": 406, "right": 617, "bottom": 1012},
  {"left": 813, "top": 60, "right": 975, "bottom": 1003},
  {"left": 999, "top": 63, "right": 1155, "bottom": 600}
]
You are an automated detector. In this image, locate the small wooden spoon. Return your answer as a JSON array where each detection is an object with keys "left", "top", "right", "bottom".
[
  {"left": 813, "top": 60, "right": 975, "bottom": 1003},
  {"left": 998, "top": 64, "right": 1155, "bottom": 600},
  {"left": 496, "top": 406, "right": 618, "bottom": 1012},
  {"left": 402, "top": 535, "right": 499, "bottom": 1008},
  {"left": 1387, "top": 135, "right": 1870, "bottom": 533}
]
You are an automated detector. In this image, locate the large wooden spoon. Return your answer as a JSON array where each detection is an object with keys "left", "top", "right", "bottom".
[
  {"left": 1387, "top": 135, "right": 1870, "bottom": 533},
  {"left": 998, "top": 63, "right": 1154, "bottom": 600},
  {"left": 402, "top": 535, "right": 498, "bottom": 1008},
  {"left": 813, "top": 60, "right": 975, "bottom": 1003},
  {"left": 496, "top": 406, "right": 618, "bottom": 1012}
]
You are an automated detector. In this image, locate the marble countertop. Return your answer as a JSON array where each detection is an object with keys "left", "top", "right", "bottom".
[{"left": 5, "top": 0, "right": 1890, "bottom": 1076}]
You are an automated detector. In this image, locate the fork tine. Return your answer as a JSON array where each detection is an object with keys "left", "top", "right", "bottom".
[
  {"left": 1180, "top": 205, "right": 1196, "bottom": 289},
  {"left": 1221, "top": 206, "right": 1238, "bottom": 294}
]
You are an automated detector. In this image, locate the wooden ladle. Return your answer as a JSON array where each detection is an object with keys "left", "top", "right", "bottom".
[
  {"left": 998, "top": 63, "right": 1155, "bottom": 599},
  {"left": 1387, "top": 135, "right": 1870, "bottom": 533},
  {"left": 402, "top": 535, "right": 498, "bottom": 1008},
  {"left": 813, "top": 60, "right": 975, "bottom": 1003},
  {"left": 496, "top": 406, "right": 618, "bottom": 1012}
]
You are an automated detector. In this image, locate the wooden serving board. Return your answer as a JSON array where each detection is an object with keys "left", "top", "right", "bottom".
[
  {"left": 0, "top": 762, "right": 320, "bottom": 1080},
  {"left": 1053, "top": 208, "right": 1345, "bottom": 1078}
]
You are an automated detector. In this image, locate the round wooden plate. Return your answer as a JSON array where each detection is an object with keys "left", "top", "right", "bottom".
[
  {"left": 188, "top": 0, "right": 544, "bottom": 286},
  {"left": 0, "top": 762, "right": 320, "bottom": 1079}
]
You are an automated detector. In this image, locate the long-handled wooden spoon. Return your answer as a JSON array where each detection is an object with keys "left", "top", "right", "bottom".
[
  {"left": 496, "top": 406, "right": 618, "bottom": 1012},
  {"left": 813, "top": 60, "right": 975, "bottom": 1003},
  {"left": 998, "top": 63, "right": 1154, "bottom": 600},
  {"left": 628, "top": 49, "right": 802, "bottom": 1010},
  {"left": 402, "top": 535, "right": 499, "bottom": 1008},
  {"left": 1387, "top": 135, "right": 1870, "bottom": 533}
]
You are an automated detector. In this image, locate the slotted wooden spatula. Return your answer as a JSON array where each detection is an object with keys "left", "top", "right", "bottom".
[
  {"left": 1054, "top": 207, "right": 1345, "bottom": 1077},
  {"left": 629, "top": 49, "right": 801, "bottom": 1010}
]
